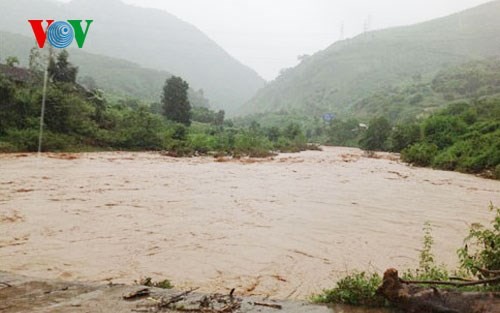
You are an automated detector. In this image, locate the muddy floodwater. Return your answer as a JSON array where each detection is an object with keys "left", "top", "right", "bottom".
[{"left": 1, "top": 147, "right": 499, "bottom": 300}]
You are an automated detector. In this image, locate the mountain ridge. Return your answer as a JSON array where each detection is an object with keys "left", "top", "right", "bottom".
[
  {"left": 243, "top": 0, "right": 500, "bottom": 117},
  {"left": 0, "top": 0, "right": 265, "bottom": 112},
  {"left": 0, "top": 30, "right": 210, "bottom": 108}
]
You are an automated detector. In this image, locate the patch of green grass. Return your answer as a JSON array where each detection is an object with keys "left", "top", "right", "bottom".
[
  {"left": 311, "top": 272, "right": 385, "bottom": 307},
  {"left": 136, "top": 277, "right": 174, "bottom": 289}
]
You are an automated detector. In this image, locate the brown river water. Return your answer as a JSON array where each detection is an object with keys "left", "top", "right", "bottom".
[{"left": 1, "top": 147, "right": 499, "bottom": 303}]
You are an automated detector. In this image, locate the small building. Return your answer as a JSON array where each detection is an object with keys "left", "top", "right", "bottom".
[{"left": 0, "top": 64, "right": 32, "bottom": 84}]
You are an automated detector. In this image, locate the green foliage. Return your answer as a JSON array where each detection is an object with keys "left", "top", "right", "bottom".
[
  {"left": 315, "top": 206, "right": 500, "bottom": 307},
  {"left": 432, "top": 60, "right": 500, "bottom": 99},
  {"left": 191, "top": 107, "right": 225, "bottom": 126},
  {"left": 245, "top": 0, "right": 500, "bottom": 117},
  {"left": 162, "top": 76, "right": 191, "bottom": 126},
  {"left": 402, "top": 222, "right": 449, "bottom": 282},
  {"left": 312, "top": 272, "right": 385, "bottom": 307},
  {"left": 234, "top": 131, "right": 274, "bottom": 158},
  {"left": 188, "top": 132, "right": 217, "bottom": 154},
  {"left": 48, "top": 50, "right": 78, "bottom": 84},
  {"left": 313, "top": 223, "right": 448, "bottom": 307},
  {"left": 3, "top": 128, "right": 76, "bottom": 152},
  {"left": 114, "top": 106, "right": 164, "bottom": 150},
  {"left": 422, "top": 115, "right": 467, "bottom": 149},
  {"left": 137, "top": 277, "right": 173, "bottom": 289},
  {"left": 457, "top": 204, "right": 500, "bottom": 277},
  {"left": 400, "top": 99, "right": 500, "bottom": 177},
  {"left": 402, "top": 142, "right": 438, "bottom": 166},
  {"left": 326, "top": 119, "right": 361, "bottom": 147},
  {"left": 5, "top": 56, "right": 19, "bottom": 67},
  {"left": 359, "top": 117, "right": 391, "bottom": 151},
  {"left": 389, "top": 122, "right": 421, "bottom": 152}
]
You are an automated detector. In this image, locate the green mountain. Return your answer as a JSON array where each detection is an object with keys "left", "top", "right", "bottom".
[
  {"left": 0, "top": 0, "right": 265, "bottom": 111},
  {"left": 351, "top": 57, "right": 500, "bottom": 121},
  {"left": 0, "top": 31, "right": 209, "bottom": 107},
  {"left": 243, "top": 0, "right": 500, "bottom": 117}
]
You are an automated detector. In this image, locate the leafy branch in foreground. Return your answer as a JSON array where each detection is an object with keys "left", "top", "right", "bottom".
[
  {"left": 458, "top": 203, "right": 500, "bottom": 279},
  {"left": 313, "top": 204, "right": 500, "bottom": 307},
  {"left": 311, "top": 272, "right": 385, "bottom": 307}
]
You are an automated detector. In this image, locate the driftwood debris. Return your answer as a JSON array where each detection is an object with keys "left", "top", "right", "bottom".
[
  {"left": 123, "top": 288, "right": 151, "bottom": 300},
  {"left": 253, "top": 302, "right": 283, "bottom": 309},
  {"left": 135, "top": 287, "right": 243, "bottom": 313},
  {"left": 377, "top": 268, "right": 500, "bottom": 313}
]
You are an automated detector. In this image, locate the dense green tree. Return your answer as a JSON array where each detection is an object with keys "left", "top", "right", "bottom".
[
  {"left": 214, "top": 110, "right": 225, "bottom": 126},
  {"left": 48, "top": 50, "right": 78, "bottom": 84},
  {"left": 265, "top": 126, "right": 281, "bottom": 142},
  {"left": 283, "top": 122, "right": 302, "bottom": 140},
  {"left": 326, "top": 119, "right": 360, "bottom": 146},
  {"left": 5, "top": 56, "right": 19, "bottom": 67},
  {"left": 359, "top": 117, "right": 392, "bottom": 151},
  {"left": 118, "top": 106, "right": 163, "bottom": 149},
  {"left": 162, "top": 76, "right": 191, "bottom": 126},
  {"left": 191, "top": 107, "right": 224, "bottom": 126},
  {"left": 402, "top": 142, "right": 439, "bottom": 167},
  {"left": 0, "top": 75, "right": 16, "bottom": 134},
  {"left": 422, "top": 115, "right": 467, "bottom": 149},
  {"left": 389, "top": 122, "right": 421, "bottom": 151}
]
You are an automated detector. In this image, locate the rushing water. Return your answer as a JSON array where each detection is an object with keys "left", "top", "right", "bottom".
[{"left": 1, "top": 147, "right": 498, "bottom": 300}]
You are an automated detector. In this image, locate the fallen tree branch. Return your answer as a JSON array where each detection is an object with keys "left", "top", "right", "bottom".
[
  {"left": 400, "top": 275, "right": 500, "bottom": 287},
  {"left": 448, "top": 277, "right": 473, "bottom": 282},
  {"left": 253, "top": 302, "right": 282, "bottom": 309},
  {"left": 158, "top": 287, "right": 199, "bottom": 308},
  {"left": 474, "top": 267, "right": 500, "bottom": 277},
  {"left": 378, "top": 268, "right": 500, "bottom": 313}
]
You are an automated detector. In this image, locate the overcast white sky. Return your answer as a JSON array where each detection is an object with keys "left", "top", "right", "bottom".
[{"left": 67, "top": 0, "right": 494, "bottom": 80}]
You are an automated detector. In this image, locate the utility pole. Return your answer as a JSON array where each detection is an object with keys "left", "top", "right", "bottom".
[
  {"left": 37, "top": 45, "right": 53, "bottom": 156},
  {"left": 363, "top": 15, "right": 372, "bottom": 34}
]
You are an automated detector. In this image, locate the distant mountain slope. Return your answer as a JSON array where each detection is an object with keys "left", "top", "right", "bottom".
[
  {"left": 244, "top": 0, "right": 500, "bottom": 116},
  {"left": 0, "top": 31, "right": 209, "bottom": 107},
  {"left": 351, "top": 57, "right": 500, "bottom": 121},
  {"left": 0, "top": 0, "right": 265, "bottom": 112}
]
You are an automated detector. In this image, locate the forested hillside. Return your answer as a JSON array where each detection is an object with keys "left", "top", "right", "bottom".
[
  {"left": 0, "top": 0, "right": 265, "bottom": 111},
  {"left": 0, "top": 51, "right": 313, "bottom": 157},
  {"left": 0, "top": 31, "right": 209, "bottom": 107},
  {"left": 244, "top": 0, "right": 500, "bottom": 117}
]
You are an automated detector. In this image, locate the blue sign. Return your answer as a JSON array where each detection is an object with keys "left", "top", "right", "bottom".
[{"left": 323, "top": 113, "right": 335, "bottom": 122}]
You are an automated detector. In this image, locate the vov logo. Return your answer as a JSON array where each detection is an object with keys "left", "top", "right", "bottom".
[{"left": 28, "top": 20, "right": 93, "bottom": 49}]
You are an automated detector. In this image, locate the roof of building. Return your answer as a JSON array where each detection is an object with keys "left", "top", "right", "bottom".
[{"left": 0, "top": 64, "right": 32, "bottom": 82}]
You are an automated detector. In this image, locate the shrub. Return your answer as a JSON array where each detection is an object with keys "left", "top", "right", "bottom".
[
  {"left": 389, "top": 122, "right": 421, "bottom": 152},
  {"left": 312, "top": 272, "right": 385, "bottom": 307},
  {"left": 136, "top": 277, "right": 173, "bottom": 289},
  {"left": 359, "top": 117, "right": 392, "bottom": 151},
  {"left": 188, "top": 133, "right": 217, "bottom": 154},
  {"left": 457, "top": 204, "right": 500, "bottom": 278},
  {"left": 422, "top": 115, "right": 467, "bottom": 149},
  {"left": 0, "top": 141, "right": 17, "bottom": 152},
  {"left": 234, "top": 132, "right": 273, "bottom": 157},
  {"left": 402, "top": 222, "right": 449, "bottom": 282},
  {"left": 401, "top": 142, "right": 438, "bottom": 166}
]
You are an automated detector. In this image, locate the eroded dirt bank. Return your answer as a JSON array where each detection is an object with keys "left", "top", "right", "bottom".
[
  {"left": 1, "top": 147, "right": 499, "bottom": 299},
  {"left": 0, "top": 271, "right": 351, "bottom": 313}
]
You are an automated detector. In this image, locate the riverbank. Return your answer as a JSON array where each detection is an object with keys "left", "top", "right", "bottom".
[{"left": 0, "top": 271, "right": 396, "bottom": 313}]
